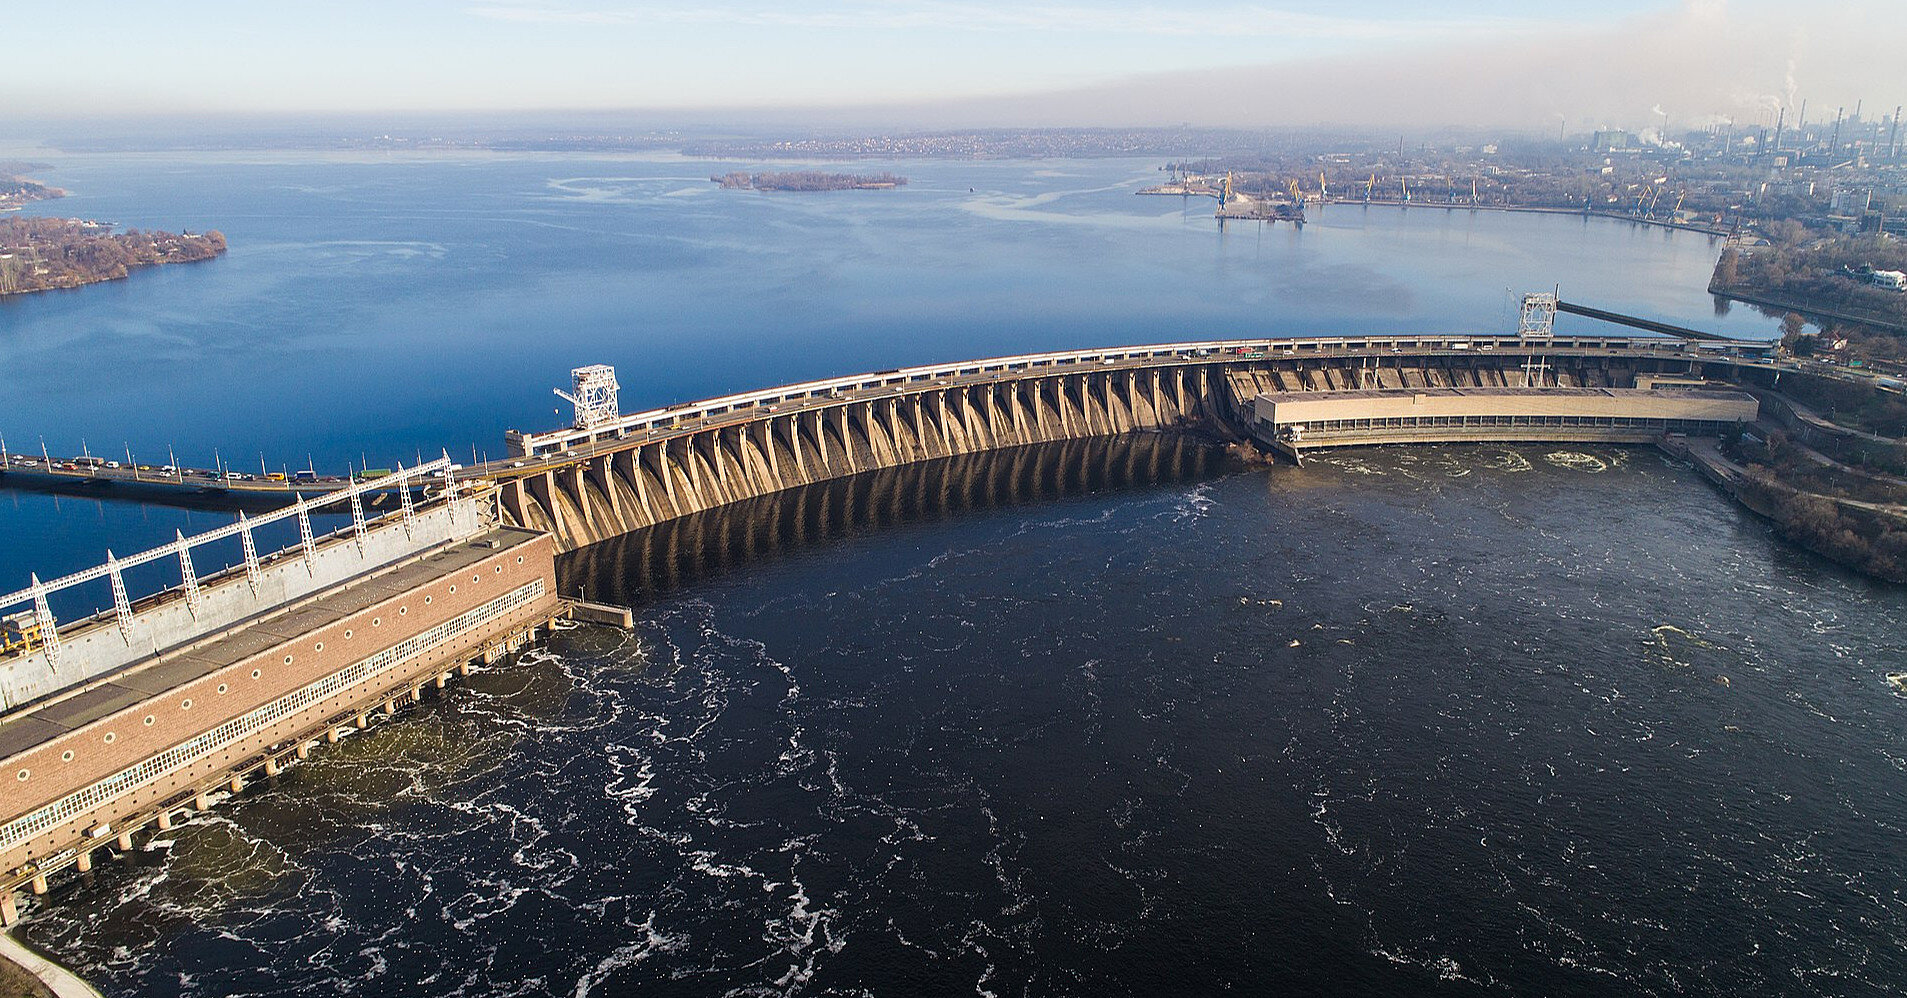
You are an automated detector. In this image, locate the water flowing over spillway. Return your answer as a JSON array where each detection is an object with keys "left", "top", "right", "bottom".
[{"left": 24, "top": 442, "right": 1907, "bottom": 997}]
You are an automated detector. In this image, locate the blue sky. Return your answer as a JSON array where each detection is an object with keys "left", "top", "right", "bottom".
[{"left": 31, "top": 1, "right": 1673, "bottom": 113}]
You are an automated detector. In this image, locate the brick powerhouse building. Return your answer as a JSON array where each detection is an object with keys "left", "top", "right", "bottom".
[{"left": 0, "top": 524, "right": 561, "bottom": 922}]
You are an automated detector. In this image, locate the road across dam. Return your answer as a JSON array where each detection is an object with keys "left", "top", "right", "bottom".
[{"left": 469, "top": 333, "right": 1777, "bottom": 552}]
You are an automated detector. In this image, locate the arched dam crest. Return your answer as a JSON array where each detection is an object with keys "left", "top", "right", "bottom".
[{"left": 487, "top": 338, "right": 1774, "bottom": 555}]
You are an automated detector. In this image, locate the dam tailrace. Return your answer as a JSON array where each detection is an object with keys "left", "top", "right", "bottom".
[{"left": 21, "top": 442, "right": 1907, "bottom": 997}]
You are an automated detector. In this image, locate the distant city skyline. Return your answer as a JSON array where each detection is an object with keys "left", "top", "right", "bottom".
[{"left": 21, "top": 0, "right": 1907, "bottom": 131}]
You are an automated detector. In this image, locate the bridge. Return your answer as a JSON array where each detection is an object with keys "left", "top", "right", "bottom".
[{"left": 467, "top": 331, "right": 1779, "bottom": 551}]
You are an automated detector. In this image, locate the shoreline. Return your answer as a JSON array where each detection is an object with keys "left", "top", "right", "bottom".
[
  {"left": 1706, "top": 283, "right": 1907, "bottom": 335},
  {"left": 1660, "top": 434, "right": 1907, "bottom": 582},
  {"left": 0, "top": 931, "right": 100, "bottom": 998},
  {"left": 1314, "top": 197, "right": 1732, "bottom": 237}
]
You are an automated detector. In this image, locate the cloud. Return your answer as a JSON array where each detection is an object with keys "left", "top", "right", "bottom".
[{"left": 880, "top": 0, "right": 1907, "bottom": 130}]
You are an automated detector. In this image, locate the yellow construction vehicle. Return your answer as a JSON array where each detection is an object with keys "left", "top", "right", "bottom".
[{"left": 1, "top": 611, "right": 43, "bottom": 657}]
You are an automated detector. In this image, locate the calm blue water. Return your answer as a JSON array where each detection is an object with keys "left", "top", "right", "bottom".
[
  {"left": 0, "top": 152, "right": 1753, "bottom": 590},
  {"left": 1, "top": 152, "right": 1754, "bottom": 477}
]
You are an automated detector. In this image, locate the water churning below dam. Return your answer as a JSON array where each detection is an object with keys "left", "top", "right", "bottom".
[{"left": 22, "top": 439, "right": 1907, "bottom": 998}]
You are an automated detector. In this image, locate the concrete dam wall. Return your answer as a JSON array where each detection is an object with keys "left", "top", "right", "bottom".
[
  {"left": 499, "top": 365, "right": 1224, "bottom": 551},
  {"left": 491, "top": 340, "right": 1747, "bottom": 553},
  {"left": 562, "top": 434, "right": 1227, "bottom": 604}
]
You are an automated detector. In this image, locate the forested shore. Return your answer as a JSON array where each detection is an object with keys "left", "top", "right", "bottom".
[{"left": 0, "top": 218, "right": 226, "bottom": 296}]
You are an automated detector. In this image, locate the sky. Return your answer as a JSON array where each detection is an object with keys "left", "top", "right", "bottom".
[{"left": 22, "top": 0, "right": 1907, "bottom": 131}]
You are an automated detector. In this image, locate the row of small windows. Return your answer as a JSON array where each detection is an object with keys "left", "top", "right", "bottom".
[
  {"left": 32, "top": 562, "right": 523, "bottom": 783},
  {"left": 76, "top": 657, "right": 268, "bottom": 758}
]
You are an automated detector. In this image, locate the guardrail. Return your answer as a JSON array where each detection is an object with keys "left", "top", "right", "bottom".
[{"left": 0, "top": 458, "right": 455, "bottom": 658}]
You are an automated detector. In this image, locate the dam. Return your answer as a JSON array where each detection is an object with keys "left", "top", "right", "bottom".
[
  {"left": 0, "top": 323, "right": 1777, "bottom": 932},
  {"left": 469, "top": 330, "right": 1776, "bottom": 552}
]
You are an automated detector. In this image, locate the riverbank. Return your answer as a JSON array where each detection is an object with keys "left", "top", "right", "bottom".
[
  {"left": 0, "top": 218, "right": 225, "bottom": 297},
  {"left": 0, "top": 932, "right": 98, "bottom": 998},
  {"left": 0, "top": 169, "right": 63, "bottom": 212},
  {"left": 1707, "top": 283, "right": 1907, "bottom": 335},
  {"left": 1663, "top": 434, "right": 1907, "bottom": 583}
]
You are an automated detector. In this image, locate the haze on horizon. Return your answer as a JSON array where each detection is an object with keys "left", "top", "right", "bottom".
[{"left": 19, "top": 0, "right": 1907, "bottom": 134}]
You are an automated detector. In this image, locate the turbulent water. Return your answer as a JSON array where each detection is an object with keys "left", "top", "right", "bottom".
[{"left": 24, "top": 441, "right": 1907, "bottom": 998}]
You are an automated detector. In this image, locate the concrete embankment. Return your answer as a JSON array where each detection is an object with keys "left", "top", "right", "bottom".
[
  {"left": 1659, "top": 436, "right": 1778, "bottom": 516},
  {"left": 1317, "top": 198, "right": 1729, "bottom": 236},
  {"left": 1708, "top": 285, "right": 1907, "bottom": 335},
  {"left": 0, "top": 932, "right": 99, "bottom": 998}
]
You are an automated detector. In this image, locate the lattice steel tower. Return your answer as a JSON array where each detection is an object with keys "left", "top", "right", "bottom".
[
  {"left": 1519, "top": 292, "right": 1558, "bottom": 338},
  {"left": 554, "top": 364, "right": 622, "bottom": 430}
]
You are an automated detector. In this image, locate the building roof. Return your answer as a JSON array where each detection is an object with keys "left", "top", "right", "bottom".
[{"left": 0, "top": 526, "right": 547, "bottom": 763}]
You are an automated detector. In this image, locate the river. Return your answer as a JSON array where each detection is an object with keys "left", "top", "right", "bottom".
[
  {"left": 8, "top": 153, "right": 1902, "bottom": 998},
  {"left": 1, "top": 152, "right": 1754, "bottom": 585},
  {"left": 18, "top": 440, "right": 1907, "bottom": 997}
]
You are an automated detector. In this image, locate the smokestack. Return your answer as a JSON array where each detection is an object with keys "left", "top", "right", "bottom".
[
  {"left": 1892, "top": 105, "right": 1902, "bottom": 160},
  {"left": 1832, "top": 107, "right": 1843, "bottom": 155},
  {"left": 1773, "top": 106, "right": 1785, "bottom": 155},
  {"left": 1799, "top": 98, "right": 1807, "bottom": 131}
]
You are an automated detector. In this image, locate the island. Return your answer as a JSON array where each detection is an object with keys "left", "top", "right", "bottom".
[
  {"left": 0, "top": 217, "right": 227, "bottom": 296},
  {"left": 712, "top": 171, "right": 906, "bottom": 191}
]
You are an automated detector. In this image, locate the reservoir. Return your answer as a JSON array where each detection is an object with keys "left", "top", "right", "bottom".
[{"left": 1, "top": 152, "right": 1753, "bottom": 581}]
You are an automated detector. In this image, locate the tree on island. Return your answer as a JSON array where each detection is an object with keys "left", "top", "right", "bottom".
[{"left": 712, "top": 171, "right": 907, "bottom": 192}]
